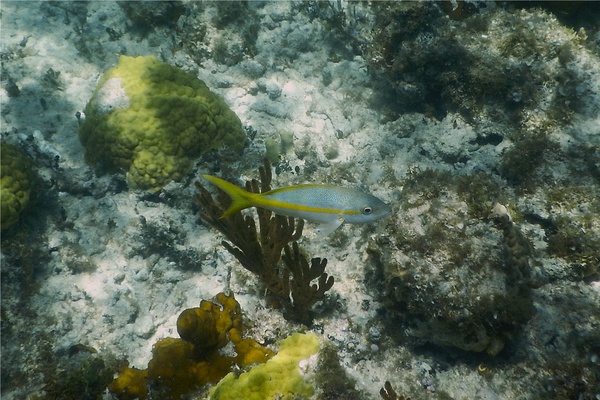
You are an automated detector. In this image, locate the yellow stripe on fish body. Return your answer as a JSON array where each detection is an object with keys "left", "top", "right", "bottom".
[{"left": 202, "top": 175, "right": 391, "bottom": 237}]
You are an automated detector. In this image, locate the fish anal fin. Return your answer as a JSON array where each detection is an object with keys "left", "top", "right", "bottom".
[{"left": 315, "top": 217, "right": 345, "bottom": 239}]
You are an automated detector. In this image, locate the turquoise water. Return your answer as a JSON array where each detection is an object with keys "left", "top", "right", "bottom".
[{"left": 1, "top": 2, "right": 599, "bottom": 399}]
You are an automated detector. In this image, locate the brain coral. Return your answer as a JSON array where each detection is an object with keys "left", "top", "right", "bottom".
[
  {"left": 1, "top": 143, "right": 32, "bottom": 230},
  {"left": 79, "top": 55, "right": 246, "bottom": 191}
]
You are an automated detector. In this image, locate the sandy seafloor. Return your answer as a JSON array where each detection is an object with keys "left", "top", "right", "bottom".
[{"left": 1, "top": 1, "right": 600, "bottom": 399}]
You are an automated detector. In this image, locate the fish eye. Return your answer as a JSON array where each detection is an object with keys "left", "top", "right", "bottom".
[{"left": 362, "top": 206, "right": 373, "bottom": 215}]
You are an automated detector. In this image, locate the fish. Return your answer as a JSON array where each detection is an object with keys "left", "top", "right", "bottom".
[{"left": 202, "top": 174, "right": 392, "bottom": 238}]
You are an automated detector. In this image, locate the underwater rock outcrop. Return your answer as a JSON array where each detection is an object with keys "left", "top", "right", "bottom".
[
  {"left": 368, "top": 170, "right": 535, "bottom": 355},
  {"left": 42, "top": 345, "right": 113, "bottom": 400},
  {"left": 366, "top": 3, "right": 589, "bottom": 127}
]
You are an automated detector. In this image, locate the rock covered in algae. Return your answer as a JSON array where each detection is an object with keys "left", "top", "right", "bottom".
[{"left": 367, "top": 170, "right": 535, "bottom": 356}]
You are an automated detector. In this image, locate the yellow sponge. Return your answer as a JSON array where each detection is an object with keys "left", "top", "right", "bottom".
[{"left": 210, "top": 333, "right": 320, "bottom": 400}]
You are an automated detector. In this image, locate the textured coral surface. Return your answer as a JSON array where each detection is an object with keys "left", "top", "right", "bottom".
[
  {"left": 79, "top": 55, "right": 245, "bottom": 191},
  {"left": 0, "top": 143, "right": 32, "bottom": 230}
]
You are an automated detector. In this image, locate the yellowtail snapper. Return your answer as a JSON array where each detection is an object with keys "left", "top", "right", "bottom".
[{"left": 202, "top": 174, "right": 392, "bottom": 238}]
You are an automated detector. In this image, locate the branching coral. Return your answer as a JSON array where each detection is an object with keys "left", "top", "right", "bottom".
[{"left": 196, "top": 159, "right": 334, "bottom": 325}]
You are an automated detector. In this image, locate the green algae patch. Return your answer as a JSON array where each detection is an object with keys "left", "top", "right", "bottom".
[
  {"left": 79, "top": 55, "right": 245, "bottom": 191},
  {"left": 210, "top": 333, "right": 320, "bottom": 400}
]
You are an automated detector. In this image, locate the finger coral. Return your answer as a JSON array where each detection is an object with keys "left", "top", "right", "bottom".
[{"left": 79, "top": 55, "right": 246, "bottom": 191}]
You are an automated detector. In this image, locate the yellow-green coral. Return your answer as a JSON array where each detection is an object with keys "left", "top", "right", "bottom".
[
  {"left": 79, "top": 55, "right": 245, "bottom": 191},
  {"left": 108, "top": 293, "right": 274, "bottom": 400},
  {"left": 1, "top": 143, "right": 32, "bottom": 230},
  {"left": 210, "top": 333, "right": 320, "bottom": 400}
]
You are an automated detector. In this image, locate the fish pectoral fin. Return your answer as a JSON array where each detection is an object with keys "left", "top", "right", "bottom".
[{"left": 315, "top": 217, "right": 345, "bottom": 239}]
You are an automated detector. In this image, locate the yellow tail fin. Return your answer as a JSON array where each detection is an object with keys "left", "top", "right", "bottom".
[{"left": 202, "top": 175, "right": 255, "bottom": 218}]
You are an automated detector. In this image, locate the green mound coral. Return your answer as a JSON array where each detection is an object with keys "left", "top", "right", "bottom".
[
  {"left": 210, "top": 332, "right": 320, "bottom": 400},
  {"left": 1, "top": 143, "right": 32, "bottom": 230},
  {"left": 79, "top": 55, "right": 245, "bottom": 191},
  {"left": 108, "top": 292, "right": 274, "bottom": 400}
]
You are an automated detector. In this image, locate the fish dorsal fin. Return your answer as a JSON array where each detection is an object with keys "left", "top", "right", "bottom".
[{"left": 315, "top": 217, "right": 345, "bottom": 239}]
